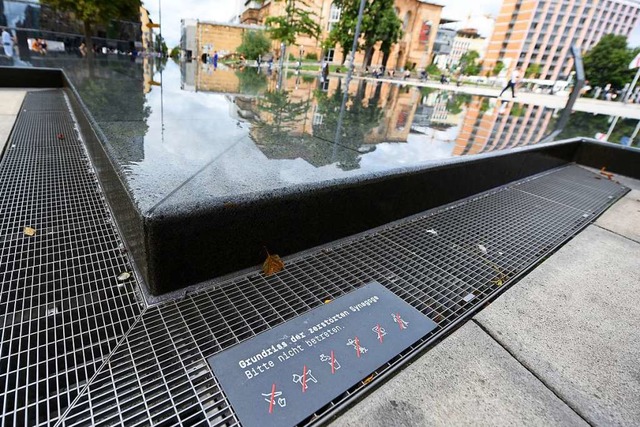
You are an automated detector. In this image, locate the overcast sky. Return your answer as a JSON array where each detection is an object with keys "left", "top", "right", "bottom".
[{"left": 142, "top": 0, "right": 640, "bottom": 48}]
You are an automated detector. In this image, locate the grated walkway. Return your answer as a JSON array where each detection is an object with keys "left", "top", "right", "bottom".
[{"left": 0, "top": 90, "right": 630, "bottom": 426}]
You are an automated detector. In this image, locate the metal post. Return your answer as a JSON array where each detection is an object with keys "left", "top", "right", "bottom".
[
  {"left": 629, "top": 120, "right": 640, "bottom": 145},
  {"left": 624, "top": 67, "right": 640, "bottom": 103},
  {"left": 605, "top": 116, "right": 619, "bottom": 141},
  {"left": 538, "top": 45, "right": 585, "bottom": 143},
  {"left": 159, "top": 0, "right": 162, "bottom": 55},
  {"left": 333, "top": 0, "right": 367, "bottom": 148}
]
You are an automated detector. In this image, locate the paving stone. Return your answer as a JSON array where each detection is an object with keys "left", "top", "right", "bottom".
[
  {"left": 332, "top": 322, "right": 587, "bottom": 427},
  {"left": 596, "top": 189, "right": 640, "bottom": 243},
  {"left": 476, "top": 226, "right": 640, "bottom": 426}
]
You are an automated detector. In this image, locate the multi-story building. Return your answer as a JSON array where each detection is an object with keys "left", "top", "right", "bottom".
[
  {"left": 449, "top": 29, "right": 488, "bottom": 67},
  {"left": 453, "top": 98, "right": 556, "bottom": 155},
  {"left": 483, "top": 0, "right": 640, "bottom": 80},
  {"left": 240, "top": 0, "right": 443, "bottom": 70},
  {"left": 432, "top": 27, "right": 457, "bottom": 68}
]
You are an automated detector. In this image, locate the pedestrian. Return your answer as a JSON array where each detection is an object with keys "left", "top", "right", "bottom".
[
  {"left": 39, "top": 38, "right": 48, "bottom": 55},
  {"left": 499, "top": 67, "right": 520, "bottom": 98},
  {"left": 403, "top": 69, "right": 411, "bottom": 80},
  {"left": 321, "top": 61, "right": 329, "bottom": 81},
  {"left": 257, "top": 54, "right": 262, "bottom": 68},
  {"left": 2, "top": 27, "right": 14, "bottom": 58},
  {"left": 213, "top": 50, "right": 219, "bottom": 69},
  {"left": 79, "top": 42, "right": 87, "bottom": 57}
]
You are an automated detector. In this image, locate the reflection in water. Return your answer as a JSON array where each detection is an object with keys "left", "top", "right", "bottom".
[{"left": 22, "top": 57, "right": 638, "bottom": 209}]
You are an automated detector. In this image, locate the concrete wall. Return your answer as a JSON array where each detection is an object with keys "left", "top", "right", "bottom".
[{"left": 197, "top": 23, "right": 253, "bottom": 57}]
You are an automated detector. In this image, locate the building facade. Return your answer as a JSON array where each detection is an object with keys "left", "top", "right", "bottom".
[
  {"left": 483, "top": 0, "right": 640, "bottom": 81},
  {"left": 241, "top": 0, "right": 443, "bottom": 70},
  {"left": 449, "top": 29, "right": 488, "bottom": 67}
]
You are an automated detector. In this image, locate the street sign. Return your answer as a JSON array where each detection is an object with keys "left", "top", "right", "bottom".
[{"left": 208, "top": 282, "right": 437, "bottom": 427}]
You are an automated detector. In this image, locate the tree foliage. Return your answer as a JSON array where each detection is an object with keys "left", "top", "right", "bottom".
[
  {"left": 325, "top": 0, "right": 403, "bottom": 66},
  {"left": 41, "top": 0, "right": 139, "bottom": 27},
  {"left": 237, "top": 30, "right": 271, "bottom": 60},
  {"left": 583, "top": 34, "right": 638, "bottom": 89},
  {"left": 492, "top": 60, "right": 505, "bottom": 76},
  {"left": 459, "top": 50, "right": 481, "bottom": 75},
  {"left": 42, "top": 0, "right": 140, "bottom": 55},
  {"left": 265, "top": 0, "right": 321, "bottom": 45},
  {"left": 525, "top": 63, "right": 541, "bottom": 78}
]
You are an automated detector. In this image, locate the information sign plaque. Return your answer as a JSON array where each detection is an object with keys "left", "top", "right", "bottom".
[{"left": 208, "top": 282, "right": 437, "bottom": 427}]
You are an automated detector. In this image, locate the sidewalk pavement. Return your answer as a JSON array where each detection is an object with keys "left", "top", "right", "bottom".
[
  {"left": 0, "top": 90, "right": 25, "bottom": 156},
  {"left": 332, "top": 172, "right": 640, "bottom": 426}
]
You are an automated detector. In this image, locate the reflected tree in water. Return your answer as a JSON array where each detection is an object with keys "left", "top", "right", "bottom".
[
  {"left": 236, "top": 68, "right": 268, "bottom": 95},
  {"left": 558, "top": 111, "right": 638, "bottom": 144},
  {"left": 445, "top": 93, "right": 472, "bottom": 115},
  {"left": 313, "top": 79, "right": 383, "bottom": 170},
  {"left": 251, "top": 78, "right": 384, "bottom": 170}
]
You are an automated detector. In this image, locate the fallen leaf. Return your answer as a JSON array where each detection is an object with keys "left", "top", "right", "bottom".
[
  {"left": 23, "top": 227, "right": 36, "bottom": 236},
  {"left": 57, "top": 133, "right": 65, "bottom": 140},
  {"left": 478, "top": 244, "right": 488, "bottom": 254},
  {"left": 324, "top": 299, "right": 332, "bottom": 304},
  {"left": 117, "top": 272, "right": 131, "bottom": 281},
  {"left": 262, "top": 253, "right": 284, "bottom": 276},
  {"left": 425, "top": 229, "right": 438, "bottom": 236},
  {"left": 362, "top": 374, "right": 375, "bottom": 385},
  {"left": 599, "top": 167, "right": 614, "bottom": 180}
]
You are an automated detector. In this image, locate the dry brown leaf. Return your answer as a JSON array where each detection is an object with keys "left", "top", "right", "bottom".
[
  {"left": 262, "top": 253, "right": 284, "bottom": 276},
  {"left": 362, "top": 374, "right": 375, "bottom": 385},
  {"left": 23, "top": 227, "right": 36, "bottom": 237}
]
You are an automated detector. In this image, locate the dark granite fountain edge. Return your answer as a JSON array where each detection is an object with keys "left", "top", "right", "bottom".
[{"left": 4, "top": 67, "right": 639, "bottom": 296}]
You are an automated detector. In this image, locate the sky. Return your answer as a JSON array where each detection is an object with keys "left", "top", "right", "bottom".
[{"left": 142, "top": 0, "right": 640, "bottom": 48}]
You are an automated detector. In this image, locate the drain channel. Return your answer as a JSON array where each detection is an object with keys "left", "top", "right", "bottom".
[{"left": 0, "top": 90, "right": 629, "bottom": 427}]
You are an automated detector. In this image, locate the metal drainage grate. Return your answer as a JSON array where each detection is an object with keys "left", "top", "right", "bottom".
[
  {"left": 61, "top": 176, "right": 627, "bottom": 424},
  {"left": 0, "top": 90, "right": 630, "bottom": 427},
  {"left": 0, "top": 91, "right": 142, "bottom": 427}
]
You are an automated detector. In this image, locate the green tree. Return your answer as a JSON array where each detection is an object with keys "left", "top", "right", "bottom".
[
  {"left": 154, "top": 34, "right": 168, "bottom": 56},
  {"left": 525, "top": 63, "right": 541, "bottom": 78},
  {"left": 325, "top": 0, "right": 403, "bottom": 67},
  {"left": 583, "top": 34, "right": 638, "bottom": 89},
  {"left": 237, "top": 30, "right": 271, "bottom": 60},
  {"left": 265, "top": 0, "right": 321, "bottom": 60},
  {"left": 377, "top": 4, "right": 403, "bottom": 68},
  {"left": 492, "top": 60, "right": 505, "bottom": 76},
  {"left": 236, "top": 68, "right": 268, "bottom": 95},
  {"left": 459, "top": 50, "right": 481, "bottom": 75},
  {"left": 41, "top": 0, "right": 140, "bottom": 57}
]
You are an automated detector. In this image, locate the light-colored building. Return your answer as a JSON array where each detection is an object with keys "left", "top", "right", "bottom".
[
  {"left": 241, "top": 0, "right": 443, "bottom": 70},
  {"left": 483, "top": 0, "right": 640, "bottom": 80},
  {"left": 449, "top": 29, "right": 488, "bottom": 68},
  {"left": 140, "top": 7, "right": 155, "bottom": 53},
  {"left": 180, "top": 20, "right": 265, "bottom": 61}
]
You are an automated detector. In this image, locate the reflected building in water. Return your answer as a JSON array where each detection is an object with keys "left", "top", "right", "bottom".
[
  {"left": 179, "top": 64, "right": 561, "bottom": 169},
  {"left": 454, "top": 98, "right": 556, "bottom": 155}
]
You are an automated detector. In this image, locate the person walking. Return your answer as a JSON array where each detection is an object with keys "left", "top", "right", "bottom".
[
  {"left": 2, "top": 27, "right": 14, "bottom": 58},
  {"left": 213, "top": 50, "right": 218, "bottom": 69},
  {"left": 499, "top": 68, "right": 520, "bottom": 98}
]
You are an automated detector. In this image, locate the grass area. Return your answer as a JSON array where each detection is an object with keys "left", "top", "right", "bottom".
[{"left": 299, "top": 64, "right": 343, "bottom": 73}]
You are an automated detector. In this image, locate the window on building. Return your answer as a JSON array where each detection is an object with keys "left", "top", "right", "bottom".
[
  {"left": 324, "top": 48, "right": 335, "bottom": 63},
  {"left": 327, "top": 3, "right": 341, "bottom": 31},
  {"left": 404, "top": 12, "right": 412, "bottom": 30}
]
